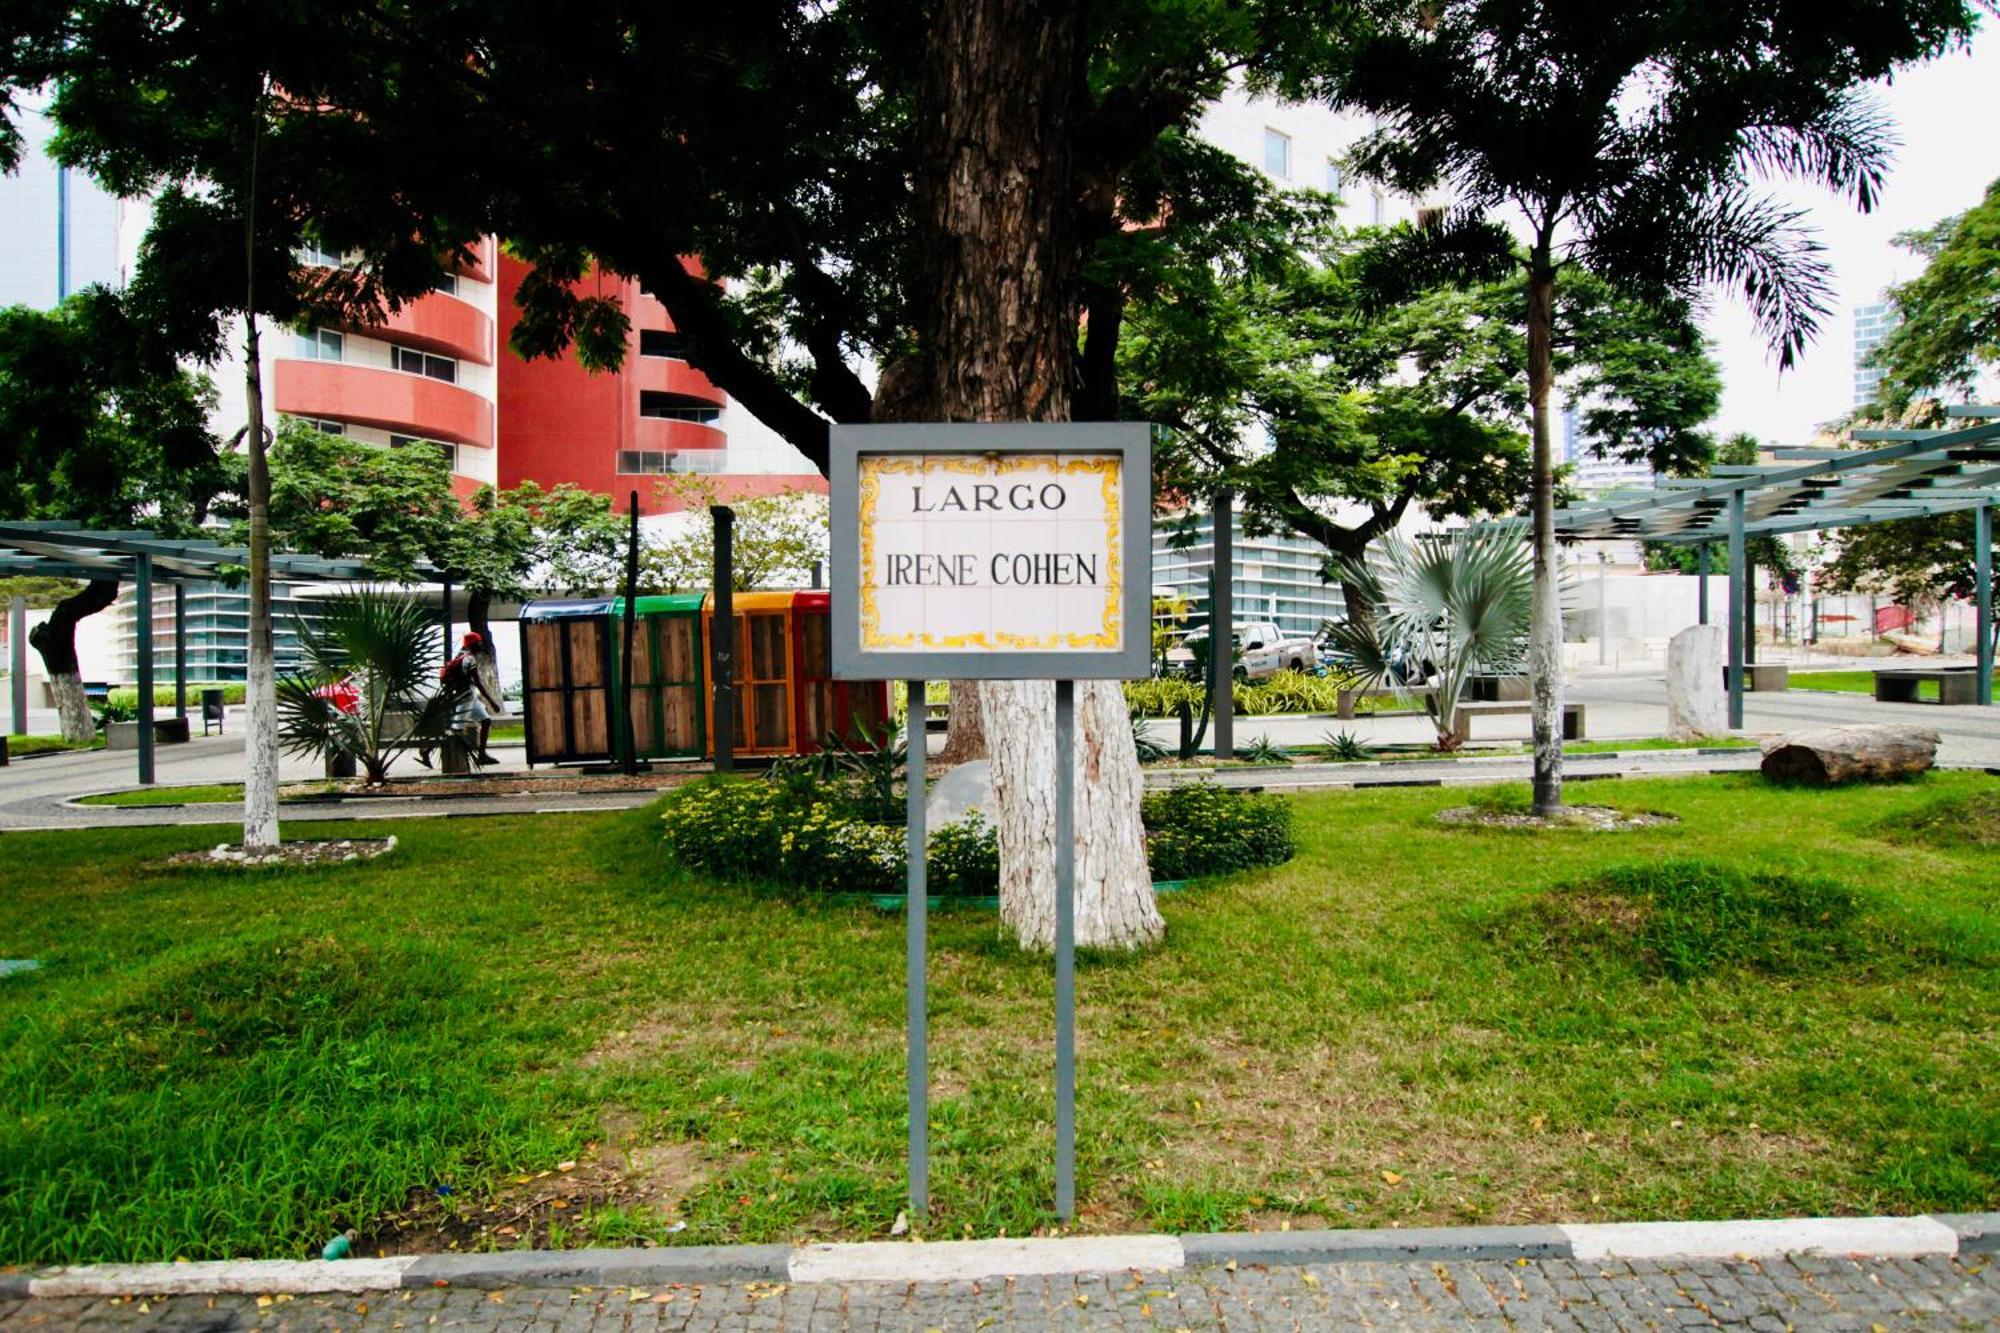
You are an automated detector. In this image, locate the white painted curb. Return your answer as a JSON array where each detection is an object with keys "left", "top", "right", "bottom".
[
  {"left": 1561, "top": 1216, "right": 1960, "bottom": 1263},
  {"left": 788, "top": 1236, "right": 1186, "bottom": 1284},
  {"left": 29, "top": 1257, "right": 418, "bottom": 1297}
]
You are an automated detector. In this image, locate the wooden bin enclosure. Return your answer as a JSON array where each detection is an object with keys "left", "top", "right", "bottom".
[
  {"left": 792, "top": 591, "right": 890, "bottom": 751},
  {"left": 519, "top": 599, "right": 616, "bottom": 765},
  {"left": 609, "top": 594, "right": 707, "bottom": 759},
  {"left": 521, "top": 591, "right": 892, "bottom": 765},
  {"left": 705, "top": 591, "right": 797, "bottom": 756}
]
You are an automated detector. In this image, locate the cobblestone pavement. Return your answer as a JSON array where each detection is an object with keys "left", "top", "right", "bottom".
[{"left": 4, "top": 1255, "right": 1996, "bottom": 1331}]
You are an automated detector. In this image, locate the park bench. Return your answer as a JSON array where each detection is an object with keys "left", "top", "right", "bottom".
[
  {"left": 1720, "top": 663, "right": 1790, "bottom": 692},
  {"left": 1872, "top": 667, "right": 1983, "bottom": 705},
  {"left": 1448, "top": 700, "right": 1585, "bottom": 746}
]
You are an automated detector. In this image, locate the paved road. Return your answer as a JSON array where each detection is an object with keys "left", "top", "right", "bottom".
[{"left": 3, "top": 1254, "right": 1995, "bottom": 1329}]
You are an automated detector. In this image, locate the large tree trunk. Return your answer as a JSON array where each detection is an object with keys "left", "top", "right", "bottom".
[
  {"left": 904, "top": 0, "right": 1160, "bottom": 950},
  {"left": 933, "top": 681, "right": 986, "bottom": 765},
  {"left": 1525, "top": 240, "right": 1564, "bottom": 816},
  {"left": 243, "top": 318, "right": 281, "bottom": 851},
  {"left": 28, "top": 579, "right": 119, "bottom": 742}
]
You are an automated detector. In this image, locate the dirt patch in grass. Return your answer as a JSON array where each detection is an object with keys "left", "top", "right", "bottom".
[
  {"left": 364, "top": 1111, "right": 717, "bottom": 1254},
  {"left": 1437, "top": 805, "right": 1677, "bottom": 831},
  {"left": 155, "top": 837, "right": 397, "bottom": 869}
]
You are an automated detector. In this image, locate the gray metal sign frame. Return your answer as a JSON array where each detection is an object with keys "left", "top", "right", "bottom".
[
  {"left": 827, "top": 421, "right": 1154, "bottom": 1226},
  {"left": 828, "top": 422, "right": 1154, "bottom": 682}
]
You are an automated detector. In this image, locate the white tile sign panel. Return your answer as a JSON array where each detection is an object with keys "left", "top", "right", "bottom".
[{"left": 858, "top": 453, "right": 1125, "bottom": 654}]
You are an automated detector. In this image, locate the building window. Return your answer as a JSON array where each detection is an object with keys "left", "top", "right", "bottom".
[
  {"left": 301, "top": 417, "right": 345, "bottom": 435},
  {"left": 294, "top": 328, "right": 343, "bottom": 361},
  {"left": 1371, "top": 187, "right": 1386, "bottom": 226},
  {"left": 1325, "top": 159, "right": 1342, "bottom": 193},
  {"left": 1263, "top": 128, "right": 1290, "bottom": 178},
  {"left": 638, "top": 391, "right": 720, "bottom": 424},
  {"left": 391, "top": 345, "right": 457, "bottom": 383},
  {"left": 617, "top": 449, "right": 723, "bottom": 475},
  {"left": 433, "top": 273, "right": 459, "bottom": 297},
  {"left": 298, "top": 242, "right": 342, "bottom": 267},
  {"left": 639, "top": 329, "right": 687, "bottom": 358},
  {"left": 390, "top": 433, "right": 459, "bottom": 471}
]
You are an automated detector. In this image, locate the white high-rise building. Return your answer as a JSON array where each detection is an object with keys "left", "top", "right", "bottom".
[
  {"left": 1562, "top": 403, "right": 1655, "bottom": 495},
  {"left": 1853, "top": 299, "right": 1899, "bottom": 408},
  {"left": 0, "top": 104, "right": 125, "bottom": 308}
]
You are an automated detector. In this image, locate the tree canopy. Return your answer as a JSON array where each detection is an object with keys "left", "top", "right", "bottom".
[{"left": 1871, "top": 176, "right": 2000, "bottom": 414}]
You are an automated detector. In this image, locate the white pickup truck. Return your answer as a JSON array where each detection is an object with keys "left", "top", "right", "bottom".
[
  {"left": 1169, "top": 621, "right": 1318, "bottom": 681},
  {"left": 1232, "top": 621, "right": 1317, "bottom": 680}
]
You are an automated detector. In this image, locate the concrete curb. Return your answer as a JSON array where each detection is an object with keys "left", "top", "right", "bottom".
[
  {"left": 5, "top": 1214, "right": 1992, "bottom": 1297},
  {"left": 1181, "top": 1224, "right": 1569, "bottom": 1267}
]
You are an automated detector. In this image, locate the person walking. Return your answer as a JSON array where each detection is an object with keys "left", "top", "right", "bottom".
[{"left": 418, "top": 631, "right": 503, "bottom": 767}]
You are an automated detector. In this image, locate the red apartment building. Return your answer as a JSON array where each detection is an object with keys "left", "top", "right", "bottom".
[{"left": 251, "top": 242, "right": 825, "bottom": 516}]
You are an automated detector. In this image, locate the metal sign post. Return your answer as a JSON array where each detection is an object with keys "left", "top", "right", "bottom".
[{"left": 827, "top": 423, "right": 1152, "bottom": 1223}]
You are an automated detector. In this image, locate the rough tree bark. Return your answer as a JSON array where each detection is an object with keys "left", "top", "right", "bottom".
[
  {"left": 901, "top": 0, "right": 1161, "bottom": 950},
  {"left": 1525, "top": 235, "right": 1565, "bottom": 816},
  {"left": 933, "top": 682, "right": 986, "bottom": 765},
  {"left": 28, "top": 579, "right": 120, "bottom": 742}
]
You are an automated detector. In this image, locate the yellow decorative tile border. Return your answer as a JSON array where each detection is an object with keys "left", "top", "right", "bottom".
[{"left": 858, "top": 453, "right": 1123, "bottom": 652}]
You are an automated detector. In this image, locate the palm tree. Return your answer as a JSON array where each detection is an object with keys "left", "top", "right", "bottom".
[
  {"left": 1271, "top": 0, "right": 1984, "bottom": 812},
  {"left": 1325, "top": 528, "right": 1531, "bottom": 751},
  {"left": 277, "top": 590, "right": 458, "bottom": 785}
]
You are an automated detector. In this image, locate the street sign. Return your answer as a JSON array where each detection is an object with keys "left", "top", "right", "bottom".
[
  {"left": 830, "top": 422, "right": 1152, "bottom": 681},
  {"left": 826, "top": 420, "right": 1154, "bottom": 1225}
]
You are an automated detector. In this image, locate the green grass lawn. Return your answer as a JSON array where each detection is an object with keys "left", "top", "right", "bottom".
[
  {"left": 6, "top": 733, "right": 105, "bottom": 756},
  {"left": 1791, "top": 669, "right": 2000, "bottom": 702},
  {"left": 1, "top": 774, "right": 1995, "bottom": 1263}
]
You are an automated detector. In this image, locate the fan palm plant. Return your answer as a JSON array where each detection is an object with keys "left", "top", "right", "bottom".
[
  {"left": 1324, "top": 529, "right": 1531, "bottom": 751},
  {"left": 277, "top": 590, "right": 459, "bottom": 785}
]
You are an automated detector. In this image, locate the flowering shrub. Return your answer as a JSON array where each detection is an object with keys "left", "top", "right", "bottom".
[
  {"left": 1142, "top": 782, "right": 1295, "bottom": 881},
  {"left": 778, "top": 804, "right": 905, "bottom": 895},
  {"left": 661, "top": 777, "right": 1292, "bottom": 894},
  {"left": 1123, "top": 670, "right": 1356, "bottom": 720},
  {"left": 658, "top": 778, "right": 785, "bottom": 879},
  {"left": 928, "top": 812, "right": 1000, "bottom": 897}
]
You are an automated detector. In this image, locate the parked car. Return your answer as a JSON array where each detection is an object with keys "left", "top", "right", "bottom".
[{"left": 1165, "top": 621, "right": 1317, "bottom": 682}]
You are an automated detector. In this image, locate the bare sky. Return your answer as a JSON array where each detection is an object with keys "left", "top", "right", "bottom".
[{"left": 1703, "top": 22, "right": 2000, "bottom": 443}]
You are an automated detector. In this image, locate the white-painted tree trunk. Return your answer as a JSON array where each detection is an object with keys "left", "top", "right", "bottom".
[
  {"left": 49, "top": 672, "right": 93, "bottom": 743},
  {"left": 987, "top": 678, "right": 1163, "bottom": 951}
]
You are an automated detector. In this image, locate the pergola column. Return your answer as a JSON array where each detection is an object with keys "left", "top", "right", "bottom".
[
  {"left": 1978, "top": 504, "right": 1993, "bottom": 706},
  {"left": 1697, "top": 544, "right": 1710, "bottom": 625},
  {"left": 174, "top": 583, "right": 187, "bottom": 718},
  {"left": 1727, "top": 491, "right": 1745, "bottom": 730},
  {"left": 135, "top": 553, "right": 155, "bottom": 785}
]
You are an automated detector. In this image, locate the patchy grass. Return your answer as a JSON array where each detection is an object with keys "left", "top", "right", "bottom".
[
  {"left": 76, "top": 783, "right": 247, "bottom": 807},
  {"left": 0, "top": 773, "right": 1995, "bottom": 1264},
  {"left": 6, "top": 733, "right": 104, "bottom": 756},
  {"left": 1279, "top": 736, "right": 1755, "bottom": 763},
  {"left": 76, "top": 781, "right": 346, "bottom": 808},
  {"left": 1791, "top": 669, "right": 2000, "bottom": 702}
]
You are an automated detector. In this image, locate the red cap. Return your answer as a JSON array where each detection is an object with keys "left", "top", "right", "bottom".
[{"left": 461, "top": 631, "right": 482, "bottom": 647}]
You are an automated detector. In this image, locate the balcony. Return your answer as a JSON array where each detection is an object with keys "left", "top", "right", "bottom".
[
  {"left": 340, "top": 291, "right": 493, "bottom": 366},
  {"left": 633, "top": 416, "right": 725, "bottom": 455},
  {"left": 636, "top": 355, "right": 723, "bottom": 405},
  {"left": 274, "top": 360, "right": 495, "bottom": 449}
]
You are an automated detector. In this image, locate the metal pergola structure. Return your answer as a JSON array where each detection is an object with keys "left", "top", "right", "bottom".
[
  {"left": 1531, "top": 404, "right": 1998, "bottom": 728},
  {"left": 1, "top": 521, "right": 388, "bottom": 785}
]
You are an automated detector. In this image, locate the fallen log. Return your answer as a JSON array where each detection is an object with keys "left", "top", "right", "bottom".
[{"left": 1760, "top": 723, "right": 1940, "bottom": 787}]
